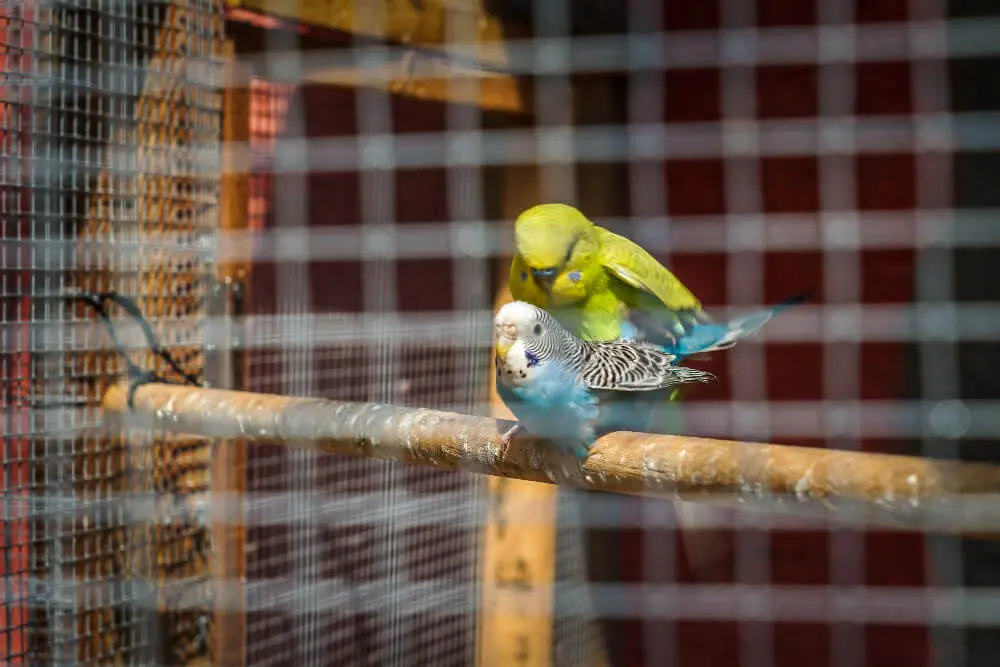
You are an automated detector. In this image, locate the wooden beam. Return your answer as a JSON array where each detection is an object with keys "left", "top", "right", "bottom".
[
  {"left": 304, "top": 55, "right": 522, "bottom": 113},
  {"left": 103, "top": 381, "right": 1000, "bottom": 535},
  {"left": 225, "top": 0, "right": 523, "bottom": 112},
  {"left": 219, "top": 50, "right": 252, "bottom": 283},
  {"left": 477, "top": 277, "right": 557, "bottom": 666},
  {"left": 208, "top": 40, "right": 250, "bottom": 667}
]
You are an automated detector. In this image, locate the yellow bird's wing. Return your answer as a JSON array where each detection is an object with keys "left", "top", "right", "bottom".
[{"left": 596, "top": 227, "right": 702, "bottom": 312}]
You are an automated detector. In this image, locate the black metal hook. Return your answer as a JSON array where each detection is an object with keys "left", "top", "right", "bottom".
[{"left": 71, "top": 291, "right": 203, "bottom": 408}]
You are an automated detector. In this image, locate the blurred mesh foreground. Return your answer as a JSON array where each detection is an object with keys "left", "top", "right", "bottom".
[{"left": 4, "top": 0, "right": 1000, "bottom": 666}]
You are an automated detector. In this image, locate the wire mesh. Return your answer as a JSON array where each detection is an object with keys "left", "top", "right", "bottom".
[
  {"left": 241, "top": 70, "right": 487, "bottom": 665},
  {"left": 0, "top": 0, "right": 224, "bottom": 664},
  {"left": 223, "top": 1, "right": 1000, "bottom": 666},
  {"left": 4, "top": 0, "right": 1000, "bottom": 665}
]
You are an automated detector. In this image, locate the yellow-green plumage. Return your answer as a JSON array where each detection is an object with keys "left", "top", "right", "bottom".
[
  {"left": 509, "top": 202, "right": 701, "bottom": 344},
  {"left": 509, "top": 203, "right": 704, "bottom": 408},
  {"left": 507, "top": 203, "right": 809, "bottom": 428}
]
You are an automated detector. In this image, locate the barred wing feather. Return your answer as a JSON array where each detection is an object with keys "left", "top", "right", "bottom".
[{"left": 580, "top": 343, "right": 715, "bottom": 391}]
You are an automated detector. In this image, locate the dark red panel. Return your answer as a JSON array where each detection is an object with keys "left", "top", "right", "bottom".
[
  {"left": 396, "top": 259, "right": 455, "bottom": 311},
  {"left": 860, "top": 249, "right": 916, "bottom": 303},
  {"left": 395, "top": 169, "right": 448, "bottom": 223},
  {"left": 677, "top": 622, "right": 741, "bottom": 665},
  {"left": 757, "top": 0, "right": 817, "bottom": 27},
  {"left": 309, "top": 260, "right": 364, "bottom": 312},
  {"left": 855, "top": 0, "right": 909, "bottom": 23},
  {"left": 774, "top": 623, "right": 831, "bottom": 667},
  {"left": 664, "top": 68, "right": 722, "bottom": 123},
  {"left": 771, "top": 531, "right": 830, "bottom": 585},
  {"left": 761, "top": 156, "right": 821, "bottom": 213},
  {"left": 765, "top": 343, "right": 825, "bottom": 400},
  {"left": 669, "top": 252, "right": 729, "bottom": 306},
  {"left": 391, "top": 91, "right": 448, "bottom": 133},
  {"left": 856, "top": 61, "right": 913, "bottom": 115},
  {"left": 763, "top": 251, "right": 824, "bottom": 304},
  {"left": 306, "top": 170, "right": 362, "bottom": 225},
  {"left": 867, "top": 626, "right": 931, "bottom": 667},
  {"left": 860, "top": 342, "right": 909, "bottom": 400},
  {"left": 856, "top": 153, "right": 917, "bottom": 210},
  {"left": 757, "top": 65, "right": 819, "bottom": 118},
  {"left": 300, "top": 83, "right": 358, "bottom": 136},
  {"left": 865, "top": 532, "right": 928, "bottom": 586},
  {"left": 663, "top": 1, "right": 721, "bottom": 31},
  {"left": 665, "top": 159, "right": 727, "bottom": 216}
]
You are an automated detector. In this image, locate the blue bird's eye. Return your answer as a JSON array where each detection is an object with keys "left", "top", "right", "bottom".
[
  {"left": 568, "top": 270, "right": 581, "bottom": 283},
  {"left": 520, "top": 271, "right": 527, "bottom": 282}
]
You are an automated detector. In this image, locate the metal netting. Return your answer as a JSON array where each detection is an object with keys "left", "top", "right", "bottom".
[
  {"left": 5, "top": 0, "right": 1000, "bottom": 665},
  {"left": 221, "top": 0, "right": 1000, "bottom": 666},
  {"left": 240, "top": 74, "right": 486, "bottom": 667},
  {"left": 0, "top": 0, "right": 224, "bottom": 664}
]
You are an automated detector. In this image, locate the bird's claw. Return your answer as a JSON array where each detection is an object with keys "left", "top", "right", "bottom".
[{"left": 499, "top": 423, "right": 522, "bottom": 458}]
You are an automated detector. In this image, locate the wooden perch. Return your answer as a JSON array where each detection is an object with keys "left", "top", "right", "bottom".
[{"left": 103, "top": 381, "right": 1000, "bottom": 534}]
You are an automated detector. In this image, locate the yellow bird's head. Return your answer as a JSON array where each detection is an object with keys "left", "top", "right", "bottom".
[{"left": 513, "top": 203, "right": 599, "bottom": 300}]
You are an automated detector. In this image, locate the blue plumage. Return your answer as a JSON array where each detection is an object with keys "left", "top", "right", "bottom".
[
  {"left": 493, "top": 301, "right": 715, "bottom": 458},
  {"left": 610, "top": 292, "right": 811, "bottom": 434},
  {"left": 629, "top": 291, "right": 812, "bottom": 360},
  {"left": 496, "top": 361, "right": 599, "bottom": 457}
]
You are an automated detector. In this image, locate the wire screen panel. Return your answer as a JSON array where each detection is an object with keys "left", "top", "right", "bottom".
[
  {"left": 0, "top": 7, "right": 40, "bottom": 663},
  {"left": 0, "top": 0, "right": 225, "bottom": 664},
  {"left": 240, "top": 72, "right": 488, "bottom": 666},
  {"left": 218, "top": 0, "right": 1000, "bottom": 665}
]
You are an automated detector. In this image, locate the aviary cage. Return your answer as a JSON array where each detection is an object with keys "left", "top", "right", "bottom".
[
  {"left": 4, "top": 1, "right": 1000, "bottom": 666},
  {"left": 0, "top": 0, "right": 223, "bottom": 663}
]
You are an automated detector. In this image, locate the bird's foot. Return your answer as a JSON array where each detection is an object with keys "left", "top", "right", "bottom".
[
  {"left": 127, "top": 368, "right": 161, "bottom": 409},
  {"left": 499, "top": 423, "right": 522, "bottom": 458}
]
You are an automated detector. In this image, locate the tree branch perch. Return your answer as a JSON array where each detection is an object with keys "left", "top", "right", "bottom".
[{"left": 102, "top": 382, "right": 1000, "bottom": 534}]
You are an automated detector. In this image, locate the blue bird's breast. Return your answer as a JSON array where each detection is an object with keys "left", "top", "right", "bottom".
[{"left": 496, "top": 364, "right": 599, "bottom": 457}]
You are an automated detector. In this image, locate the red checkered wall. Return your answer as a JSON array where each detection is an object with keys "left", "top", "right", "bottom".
[{"left": 233, "top": 0, "right": 957, "bottom": 663}]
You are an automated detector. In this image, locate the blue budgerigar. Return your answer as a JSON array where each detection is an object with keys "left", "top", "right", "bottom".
[{"left": 494, "top": 301, "right": 715, "bottom": 457}]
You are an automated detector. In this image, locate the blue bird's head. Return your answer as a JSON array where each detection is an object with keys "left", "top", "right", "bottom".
[{"left": 494, "top": 301, "right": 559, "bottom": 388}]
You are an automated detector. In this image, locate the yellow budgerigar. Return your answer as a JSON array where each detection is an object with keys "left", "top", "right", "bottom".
[{"left": 509, "top": 203, "right": 808, "bottom": 359}]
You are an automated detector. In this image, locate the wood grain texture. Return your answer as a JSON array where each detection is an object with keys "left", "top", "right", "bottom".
[
  {"left": 477, "top": 279, "right": 558, "bottom": 667},
  {"left": 210, "top": 39, "right": 249, "bottom": 667},
  {"left": 225, "top": 0, "right": 523, "bottom": 112},
  {"left": 104, "top": 380, "right": 1000, "bottom": 535}
]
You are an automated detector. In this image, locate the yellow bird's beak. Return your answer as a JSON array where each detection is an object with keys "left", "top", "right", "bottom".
[{"left": 496, "top": 340, "right": 512, "bottom": 364}]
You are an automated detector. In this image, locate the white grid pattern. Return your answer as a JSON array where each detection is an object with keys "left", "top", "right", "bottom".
[
  {"left": 240, "top": 6, "right": 487, "bottom": 665},
  {"left": 911, "top": 1, "right": 965, "bottom": 664},
  {"left": 9, "top": 1, "right": 996, "bottom": 665}
]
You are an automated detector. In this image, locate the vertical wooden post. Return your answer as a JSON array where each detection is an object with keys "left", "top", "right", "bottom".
[
  {"left": 477, "top": 165, "right": 559, "bottom": 667},
  {"left": 209, "top": 40, "right": 249, "bottom": 667}
]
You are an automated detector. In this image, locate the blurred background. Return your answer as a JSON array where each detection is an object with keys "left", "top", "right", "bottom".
[{"left": 2, "top": 0, "right": 1000, "bottom": 665}]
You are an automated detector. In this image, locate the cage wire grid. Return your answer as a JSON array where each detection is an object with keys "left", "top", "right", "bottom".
[
  {"left": 227, "top": 0, "right": 1000, "bottom": 666},
  {"left": 2, "top": 0, "right": 1000, "bottom": 666},
  {"left": 239, "top": 20, "right": 489, "bottom": 667},
  {"left": 0, "top": 0, "right": 225, "bottom": 664}
]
